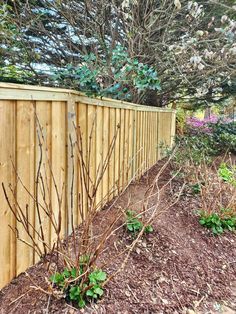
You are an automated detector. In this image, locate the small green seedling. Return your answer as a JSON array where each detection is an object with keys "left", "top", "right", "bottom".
[
  {"left": 191, "top": 183, "right": 201, "bottom": 194},
  {"left": 49, "top": 255, "right": 107, "bottom": 308},
  {"left": 125, "top": 210, "right": 153, "bottom": 236}
]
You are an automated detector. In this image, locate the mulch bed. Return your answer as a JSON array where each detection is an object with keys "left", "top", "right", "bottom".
[{"left": 0, "top": 158, "right": 236, "bottom": 314}]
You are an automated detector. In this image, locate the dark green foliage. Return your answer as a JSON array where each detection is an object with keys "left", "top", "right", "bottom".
[
  {"left": 199, "top": 209, "right": 236, "bottom": 235},
  {"left": 125, "top": 210, "right": 153, "bottom": 236},
  {"left": 172, "top": 120, "right": 236, "bottom": 169},
  {"left": 210, "top": 121, "right": 236, "bottom": 154},
  {"left": 191, "top": 183, "right": 202, "bottom": 195},
  {"left": 53, "top": 46, "right": 160, "bottom": 102},
  {"left": 172, "top": 135, "right": 215, "bottom": 166},
  {"left": 49, "top": 259, "right": 107, "bottom": 308}
]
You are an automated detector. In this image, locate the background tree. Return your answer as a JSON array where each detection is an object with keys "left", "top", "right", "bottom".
[{"left": 1, "top": 0, "right": 235, "bottom": 107}]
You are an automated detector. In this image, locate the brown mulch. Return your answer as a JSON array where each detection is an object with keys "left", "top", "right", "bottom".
[{"left": 0, "top": 159, "right": 236, "bottom": 314}]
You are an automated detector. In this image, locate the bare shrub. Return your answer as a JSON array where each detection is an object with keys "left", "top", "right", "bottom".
[{"left": 2, "top": 116, "right": 182, "bottom": 308}]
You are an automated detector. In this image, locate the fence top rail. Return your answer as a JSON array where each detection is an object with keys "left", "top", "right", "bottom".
[{"left": 0, "top": 82, "right": 175, "bottom": 113}]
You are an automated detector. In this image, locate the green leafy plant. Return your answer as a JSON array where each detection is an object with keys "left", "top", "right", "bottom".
[
  {"left": 50, "top": 264, "right": 107, "bottom": 308},
  {"left": 218, "top": 163, "right": 236, "bottom": 187},
  {"left": 210, "top": 121, "right": 236, "bottom": 154},
  {"left": 53, "top": 45, "right": 160, "bottom": 103},
  {"left": 125, "top": 210, "right": 153, "bottom": 235},
  {"left": 171, "top": 120, "right": 236, "bottom": 175},
  {"left": 172, "top": 134, "right": 215, "bottom": 168},
  {"left": 199, "top": 209, "right": 236, "bottom": 235}
]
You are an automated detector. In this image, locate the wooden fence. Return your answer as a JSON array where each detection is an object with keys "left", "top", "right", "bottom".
[{"left": 0, "top": 83, "right": 175, "bottom": 289}]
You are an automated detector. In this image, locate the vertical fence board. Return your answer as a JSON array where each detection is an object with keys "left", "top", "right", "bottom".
[
  {"left": 143, "top": 112, "right": 146, "bottom": 172},
  {"left": 95, "top": 106, "right": 103, "bottom": 208},
  {"left": 87, "top": 105, "right": 97, "bottom": 210},
  {"left": 115, "top": 109, "right": 120, "bottom": 195},
  {"left": 128, "top": 110, "right": 134, "bottom": 182},
  {"left": 139, "top": 111, "right": 143, "bottom": 176},
  {"left": 108, "top": 108, "right": 115, "bottom": 198},
  {"left": 119, "top": 109, "right": 125, "bottom": 190},
  {"left": 155, "top": 113, "right": 158, "bottom": 162},
  {"left": 170, "top": 111, "right": 176, "bottom": 147},
  {"left": 157, "top": 112, "right": 161, "bottom": 159},
  {"left": 124, "top": 110, "right": 130, "bottom": 186},
  {"left": 135, "top": 111, "right": 140, "bottom": 178},
  {"left": 142, "top": 111, "right": 146, "bottom": 173},
  {"left": 35, "top": 101, "right": 51, "bottom": 261},
  {"left": 77, "top": 103, "right": 88, "bottom": 220},
  {"left": 16, "top": 101, "right": 35, "bottom": 274},
  {"left": 67, "top": 96, "right": 78, "bottom": 233},
  {"left": 102, "top": 107, "right": 109, "bottom": 202},
  {"left": 51, "top": 101, "right": 67, "bottom": 243},
  {"left": 0, "top": 101, "right": 16, "bottom": 288},
  {"left": 147, "top": 112, "right": 151, "bottom": 168},
  {"left": 131, "top": 110, "right": 136, "bottom": 179},
  {"left": 151, "top": 112, "right": 155, "bottom": 166}
]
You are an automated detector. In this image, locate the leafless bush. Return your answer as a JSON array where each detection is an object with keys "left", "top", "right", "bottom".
[
  {"left": 192, "top": 159, "right": 236, "bottom": 216},
  {"left": 2, "top": 115, "right": 182, "bottom": 308}
]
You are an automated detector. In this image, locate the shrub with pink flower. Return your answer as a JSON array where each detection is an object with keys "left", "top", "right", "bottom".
[{"left": 186, "top": 115, "right": 232, "bottom": 134}]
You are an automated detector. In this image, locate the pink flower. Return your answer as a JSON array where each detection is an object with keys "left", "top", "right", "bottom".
[{"left": 186, "top": 115, "right": 232, "bottom": 135}]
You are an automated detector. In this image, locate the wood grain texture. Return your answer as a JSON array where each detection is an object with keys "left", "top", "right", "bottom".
[
  {"left": 0, "top": 86, "right": 175, "bottom": 289},
  {"left": 102, "top": 107, "right": 109, "bottom": 202},
  {"left": 77, "top": 103, "right": 88, "bottom": 220},
  {"left": 0, "top": 101, "right": 16, "bottom": 288},
  {"left": 95, "top": 106, "right": 104, "bottom": 208},
  {"left": 51, "top": 101, "right": 67, "bottom": 243},
  {"left": 16, "top": 101, "right": 35, "bottom": 273}
]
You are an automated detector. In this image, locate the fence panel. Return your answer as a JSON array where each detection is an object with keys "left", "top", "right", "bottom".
[{"left": 0, "top": 83, "right": 176, "bottom": 289}]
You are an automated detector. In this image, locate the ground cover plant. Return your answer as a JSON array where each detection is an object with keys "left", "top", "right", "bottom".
[
  {"left": 171, "top": 114, "right": 236, "bottom": 237},
  {"left": 199, "top": 209, "right": 236, "bottom": 235},
  {"left": 50, "top": 265, "right": 107, "bottom": 308},
  {"left": 196, "top": 161, "right": 236, "bottom": 235},
  {"left": 218, "top": 162, "right": 236, "bottom": 187},
  {"left": 125, "top": 210, "right": 154, "bottom": 236}
]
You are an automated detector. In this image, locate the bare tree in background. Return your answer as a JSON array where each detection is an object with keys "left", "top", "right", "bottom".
[{"left": 1, "top": 0, "right": 236, "bottom": 107}]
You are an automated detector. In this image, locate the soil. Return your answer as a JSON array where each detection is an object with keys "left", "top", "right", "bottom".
[{"left": 0, "top": 158, "right": 236, "bottom": 314}]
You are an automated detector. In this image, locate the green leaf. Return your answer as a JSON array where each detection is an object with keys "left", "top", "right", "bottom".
[
  {"left": 78, "top": 299, "right": 86, "bottom": 308},
  {"left": 69, "top": 286, "right": 81, "bottom": 300},
  {"left": 62, "top": 268, "right": 70, "bottom": 278},
  {"left": 71, "top": 268, "right": 77, "bottom": 278},
  {"left": 199, "top": 218, "right": 206, "bottom": 225},
  {"left": 89, "top": 269, "right": 107, "bottom": 284},
  {"left": 94, "top": 286, "right": 104, "bottom": 296},
  {"left": 86, "top": 289, "right": 94, "bottom": 297},
  {"left": 95, "top": 270, "right": 107, "bottom": 281},
  {"left": 50, "top": 273, "right": 64, "bottom": 284},
  {"left": 145, "top": 225, "right": 154, "bottom": 233},
  {"left": 216, "top": 226, "right": 223, "bottom": 234},
  {"left": 127, "top": 224, "right": 134, "bottom": 231}
]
